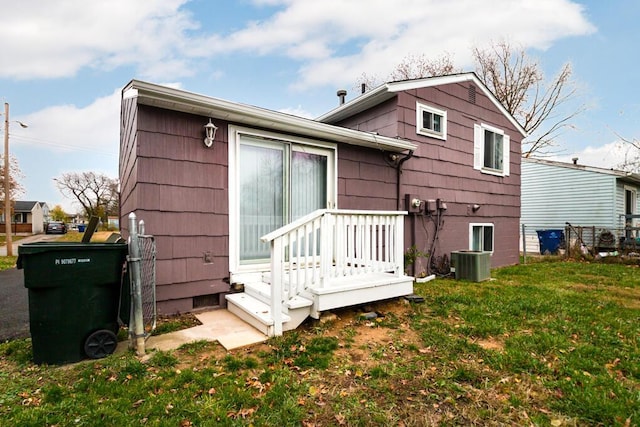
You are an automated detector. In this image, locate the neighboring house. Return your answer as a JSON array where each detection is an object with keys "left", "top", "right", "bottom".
[
  {"left": 0, "top": 201, "right": 45, "bottom": 234},
  {"left": 521, "top": 157, "right": 640, "bottom": 250},
  {"left": 119, "top": 73, "right": 525, "bottom": 336}
]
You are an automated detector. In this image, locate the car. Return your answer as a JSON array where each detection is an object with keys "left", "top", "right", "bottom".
[{"left": 45, "top": 221, "right": 67, "bottom": 234}]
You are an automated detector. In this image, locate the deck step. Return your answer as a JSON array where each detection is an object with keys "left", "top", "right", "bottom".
[
  {"left": 245, "top": 281, "right": 313, "bottom": 310},
  {"left": 226, "top": 293, "right": 291, "bottom": 336}
]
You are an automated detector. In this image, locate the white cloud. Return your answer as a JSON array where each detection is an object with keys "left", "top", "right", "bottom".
[
  {"left": 0, "top": 0, "right": 595, "bottom": 90},
  {"left": 0, "top": 0, "right": 201, "bottom": 80},
  {"left": 552, "top": 140, "right": 638, "bottom": 171},
  {"left": 205, "top": 0, "right": 596, "bottom": 89},
  {"left": 15, "top": 89, "right": 122, "bottom": 157}
]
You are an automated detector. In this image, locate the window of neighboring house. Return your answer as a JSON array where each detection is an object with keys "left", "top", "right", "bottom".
[
  {"left": 470, "top": 223, "right": 494, "bottom": 252},
  {"left": 416, "top": 102, "right": 447, "bottom": 140},
  {"left": 473, "top": 123, "right": 510, "bottom": 177}
]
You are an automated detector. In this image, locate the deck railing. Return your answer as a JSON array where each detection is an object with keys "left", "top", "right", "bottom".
[{"left": 261, "top": 209, "right": 406, "bottom": 335}]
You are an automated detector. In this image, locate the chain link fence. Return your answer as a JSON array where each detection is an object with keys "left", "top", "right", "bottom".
[
  {"left": 138, "top": 235, "right": 157, "bottom": 336},
  {"left": 521, "top": 223, "right": 640, "bottom": 263}
]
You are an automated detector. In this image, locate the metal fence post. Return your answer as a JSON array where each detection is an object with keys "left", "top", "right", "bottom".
[
  {"left": 521, "top": 224, "right": 527, "bottom": 264},
  {"left": 128, "top": 213, "right": 145, "bottom": 356}
]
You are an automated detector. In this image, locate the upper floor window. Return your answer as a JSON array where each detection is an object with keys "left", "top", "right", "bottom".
[
  {"left": 416, "top": 102, "right": 447, "bottom": 140},
  {"left": 473, "top": 123, "right": 510, "bottom": 177}
]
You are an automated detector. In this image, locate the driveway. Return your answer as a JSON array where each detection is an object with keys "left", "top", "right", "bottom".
[
  {"left": 0, "top": 234, "right": 60, "bottom": 341},
  {"left": 0, "top": 267, "right": 29, "bottom": 340}
]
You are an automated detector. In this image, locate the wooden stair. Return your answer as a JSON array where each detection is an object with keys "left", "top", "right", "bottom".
[{"left": 226, "top": 280, "right": 313, "bottom": 336}]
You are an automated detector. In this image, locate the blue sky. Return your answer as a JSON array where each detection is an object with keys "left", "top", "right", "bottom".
[{"left": 1, "top": 0, "right": 638, "bottom": 213}]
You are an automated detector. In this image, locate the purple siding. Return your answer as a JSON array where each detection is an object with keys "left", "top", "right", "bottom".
[
  {"left": 120, "top": 104, "right": 230, "bottom": 314},
  {"left": 333, "top": 82, "right": 521, "bottom": 269},
  {"left": 120, "top": 78, "right": 522, "bottom": 315}
]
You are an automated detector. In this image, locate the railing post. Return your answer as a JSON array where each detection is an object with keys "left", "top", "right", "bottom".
[
  {"left": 395, "top": 214, "right": 405, "bottom": 277},
  {"left": 128, "top": 213, "right": 145, "bottom": 356},
  {"left": 271, "top": 238, "right": 283, "bottom": 336}
]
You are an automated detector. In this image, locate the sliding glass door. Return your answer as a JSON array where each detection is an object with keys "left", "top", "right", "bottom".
[{"left": 239, "top": 135, "right": 332, "bottom": 263}]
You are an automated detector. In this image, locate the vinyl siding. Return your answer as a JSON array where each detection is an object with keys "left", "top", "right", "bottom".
[{"left": 521, "top": 161, "right": 617, "bottom": 230}]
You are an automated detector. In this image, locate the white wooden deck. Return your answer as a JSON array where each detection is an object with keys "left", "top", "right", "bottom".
[{"left": 226, "top": 210, "right": 414, "bottom": 336}]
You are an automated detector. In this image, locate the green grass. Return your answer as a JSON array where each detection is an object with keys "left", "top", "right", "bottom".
[{"left": 1, "top": 260, "right": 639, "bottom": 425}]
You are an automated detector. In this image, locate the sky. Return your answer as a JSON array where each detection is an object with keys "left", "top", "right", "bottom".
[{"left": 1, "top": 0, "right": 638, "bottom": 214}]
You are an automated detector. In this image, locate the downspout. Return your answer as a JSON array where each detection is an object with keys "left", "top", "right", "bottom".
[
  {"left": 396, "top": 150, "right": 414, "bottom": 276},
  {"left": 396, "top": 150, "right": 414, "bottom": 210}
]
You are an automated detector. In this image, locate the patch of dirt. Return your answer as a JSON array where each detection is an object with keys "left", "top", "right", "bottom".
[{"left": 474, "top": 337, "right": 505, "bottom": 352}]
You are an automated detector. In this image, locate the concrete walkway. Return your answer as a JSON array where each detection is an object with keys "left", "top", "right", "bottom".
[
  {"left": 117, "top": 310, "right": 268, "bottom": 354},
  {"left": 0, "top": 233, "right": 60, "bottom": 256}
]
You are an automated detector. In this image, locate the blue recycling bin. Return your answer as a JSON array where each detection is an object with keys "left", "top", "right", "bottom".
[
  {"left": 78, "top": 224, "right": 86, "bottom": 232},
  {"left": 536, "top": 229, "right": 565, "bottom": 255}
]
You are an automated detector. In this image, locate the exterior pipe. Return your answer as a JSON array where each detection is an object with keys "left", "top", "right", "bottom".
[{"left": 396, "top": 150, "right": 414, "bottom": 210}]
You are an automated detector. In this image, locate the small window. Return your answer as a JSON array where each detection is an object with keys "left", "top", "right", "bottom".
[
  {"left": 470, "top": 223, "right": 494, "bottom": 252},
  {"left": 473, "top": 123, "right": 510, "bottom": 176},
  {"left": 416, "top": 102, "right": 447, "bottom": 140}
]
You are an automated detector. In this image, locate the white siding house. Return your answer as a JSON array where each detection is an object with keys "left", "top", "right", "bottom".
[{"left": 521, "top": 158, "right": 640, "bottom": 251}]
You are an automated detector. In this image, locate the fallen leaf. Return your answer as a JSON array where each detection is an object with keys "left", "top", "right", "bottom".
[
  {"left": 132, "top": 399, "right": 145, "bottom": 408},
  {"left": 550, "top": 419, "right": 563, "bottom": 426}
]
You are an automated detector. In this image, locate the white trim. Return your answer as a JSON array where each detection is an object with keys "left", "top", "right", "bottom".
[
  {"left": 228, "top": 125, "right": 337, "bottom": 278},
  {"left": 416, "top": 102, "right": 447, "bottom": 140},
  {"left": 474, "top": 123, "right": 510, "bottom": 177},
  {"left": 124, "top": 79, "right": 417, "bottom": 153},
  {"left": 469, "top": 223, "right": 495, "bottom": 253},
  {"left": 318, "top": 73, "right": 527, "bottom": 138}
]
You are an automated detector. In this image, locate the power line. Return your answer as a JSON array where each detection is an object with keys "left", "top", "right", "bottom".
[{"left": 10, "top": 134, "right": 117, "bottom": 157}]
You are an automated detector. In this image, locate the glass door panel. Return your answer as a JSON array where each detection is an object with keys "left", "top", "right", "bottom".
[{"left": 239, "top": 143, "right": 284, "bottom": 262}]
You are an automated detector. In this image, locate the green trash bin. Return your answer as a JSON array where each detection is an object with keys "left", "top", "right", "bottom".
[{"left": 17, "top": 242, "right": 128, "bottom": 365}]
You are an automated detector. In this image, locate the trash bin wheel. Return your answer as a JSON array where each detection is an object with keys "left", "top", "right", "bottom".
[{"left": 84, "top": 329, "right": 118, "bottom": 359}]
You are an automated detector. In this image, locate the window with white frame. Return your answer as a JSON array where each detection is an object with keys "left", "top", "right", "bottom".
[
  {"left": 470, "top": 223, "right": 494, "bottom": 252},
  {"left": 416, "top": 102, "right": 447, "bottom": 140},
  {"left": 473, "top": 123, "right": 510, "bottom": 176}
]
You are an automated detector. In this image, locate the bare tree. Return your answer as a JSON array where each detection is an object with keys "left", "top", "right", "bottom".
[
  {"left": 54, "top": 172, "right": 118, "bottom": 222},
  {"left": 473, "top": 41, "right": 583, "bottom": 157},
  {"left": 0, "top": 154, "right": 24, "bottom": 202},
  {"left": 615, "top": 134, "right": 640, "bottom": 172},
  {"left": 356, "top": 42, "right": 584, "bottom": 157},
  {"left": 356, "top": 53, "right": 459, "bottom": 93},
  {"left": 389, "top": 52, "right": 459, "bottom": 82}
]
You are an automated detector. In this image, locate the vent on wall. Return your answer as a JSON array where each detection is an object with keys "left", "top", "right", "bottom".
[
  {"left": 450, "top": 250, "right": 490, "bottom": 282},
  {"left": 193, "top": 294, "right": 221, "bottom": 309},
  {"left": 468, "top": 85, "right": 476, "bottom": 104}
]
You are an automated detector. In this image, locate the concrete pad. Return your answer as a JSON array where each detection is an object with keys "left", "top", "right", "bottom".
[
  {"left": 195, "top": 310, "right": 269, "bottom": 350},
  {"left": 116, "top": 309, "right": 268, "bottom": 355}
]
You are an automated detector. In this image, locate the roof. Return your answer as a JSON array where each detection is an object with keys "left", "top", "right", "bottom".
[
  {"left": 317, "top": 72, "right": 528, "bottom": 138},
  {"left": 524, "top": 157, "right": 640, "bottom": 186},
  {"left": 14, "top": 201, "right": 41, "bottom": 212},
  {"left": 123, "top": 80, "right": 418, "bottom": 153}
]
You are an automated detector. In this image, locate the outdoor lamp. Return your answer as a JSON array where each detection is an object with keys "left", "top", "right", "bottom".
[{"left": 203, "top": 118, "right": 218, "bottom": 148}]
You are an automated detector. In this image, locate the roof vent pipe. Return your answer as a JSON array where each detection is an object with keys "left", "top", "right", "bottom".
[
  {"left": 337, "top": 89, "right": 347, "bottom": 106},
  {"left": 572, "top": 157, "right": 578, "bottom": 165},
  {"left": 361, "top": 83, "right": 366, "bottom": 94}
]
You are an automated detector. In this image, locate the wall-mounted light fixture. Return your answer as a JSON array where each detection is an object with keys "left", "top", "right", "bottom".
[
  {"left": 203, "top": 118, "right": 218, "bottom": 148},
  {"left": 472, "top": 204, "right": 481, "bottom": 213}
]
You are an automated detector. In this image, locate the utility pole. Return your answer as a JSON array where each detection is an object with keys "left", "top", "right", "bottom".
[{"left": 3, "top": 103, "right": 12, "bottom": 256}]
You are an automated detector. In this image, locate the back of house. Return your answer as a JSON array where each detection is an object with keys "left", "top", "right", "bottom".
[{"left": 119, "top": 73, "right": 525, "bottom": 315}]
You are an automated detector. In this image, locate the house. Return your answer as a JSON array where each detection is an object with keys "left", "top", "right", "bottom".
[
  {"left": 119, "top": 73, "right": 525, "bottom": 336},
  {"left": 0, "top": 201, "right": 46, "bottom": 234},
  {"left": 521, "top": 157, "right": 640, "bottom": 251}
]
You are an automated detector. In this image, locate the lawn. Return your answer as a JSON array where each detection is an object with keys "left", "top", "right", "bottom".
[{"left": 1, "top": 260, "right": 638, "bottom": 426}]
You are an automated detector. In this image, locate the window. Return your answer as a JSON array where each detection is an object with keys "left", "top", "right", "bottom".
[
  {"left": 416, "top": 102, "right": 447, "bottom": 140},
  {"left": 473, "top": 123, "right": 510, "bottom": 176},
  {"left": 470, "top": 223, "right": 494, "bottom": 252}
]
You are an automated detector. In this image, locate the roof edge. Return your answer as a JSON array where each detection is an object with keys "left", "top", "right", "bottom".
[
  {"left": 123, "top": 80, "right": 417, "bottom": 153},
  {"left": 317, "top": 72, "right": 527, "bottom": 138}
]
